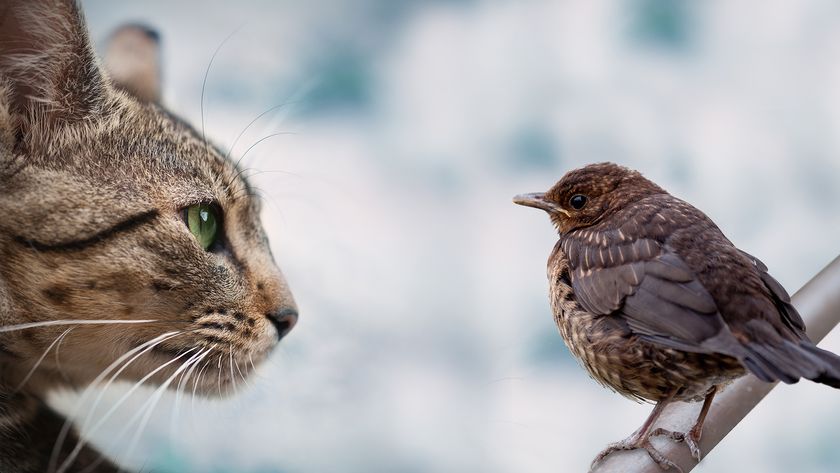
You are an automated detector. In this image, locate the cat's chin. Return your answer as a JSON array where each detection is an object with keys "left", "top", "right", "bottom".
[
  {"left": 188, "top": 352, "right": 265, "bottom": 399},
  {"left": 164, "top": 348, "right": 268, "bottom": 399},
  {"left": 95, "top": 339, "right": 276, "bottom": 399}
]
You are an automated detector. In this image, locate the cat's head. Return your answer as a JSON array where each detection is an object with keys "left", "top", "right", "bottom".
[{"left": 0, "top": 0, "right": 297, "bottom": 396}]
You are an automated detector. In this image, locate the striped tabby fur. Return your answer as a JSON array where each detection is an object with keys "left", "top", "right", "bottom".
[{"left": 0, "top": 1, "right": 297, "bottom": 471}]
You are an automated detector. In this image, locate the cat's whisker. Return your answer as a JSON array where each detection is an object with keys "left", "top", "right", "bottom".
[
  {"left": 229, "top": 184, "right": 282, "bottom": 215},
  {"left": 171, "top": 347, "right": 206, "bottom": 436},
  {"left": 54, "top": 326, "right": 73, "bottom": 384},
  {"left": 229, "top": 172, "right": 294, "bottom": 204},
  {"left": 2, "top": 2, "right": 301, "bottom": 467},
  {"left": 49, "top": 331, "right": 182, "bottom": 473},
  {"left": 54, "top": 333, "right": 186, "bottom": 473},
  {"left": 228, "top": 175, "right": 291, "bottom": 212},
  {"left": 76, "top": 446, "right": 115, "bottom": 473},
  {"left": 234, "top": 350, "right": 250, "bottom": 388},
  {"left": 0, "top": 319, "right": 158, "bottom": 333},
  {"left": 230, "top": 75, "right": 314, "bottom": 173},
  {"left": 225, "top": 101, "right": 299, "bottom": 164},
  {"left": 191, "top": 357, "right": 211, "bottom": 401},
  {"left": 217, "top": 352, "right": 224, "bottom": 397},
  {"left": 14, "top": 327, "right": 74, "bottom": 392},
  {"left": 156, "top": 348, "right": 211, "bottom": 454},
  {"left": 230, "top": 186, "right": 267, "bottom": 204},
  {"left": 190, "top": 357, "right": 213, "bottom": 430},
  {"left": 248, "top": 352, "right": 257, "bottom": 372},
  {"left": 228, "top": 344, "right": 239, "bottom": 396},
  {"left": 75, "top": 332, "right": 187, "bottom": 437},
  {"left": 107, "top": 348, "right": 209, "bottom": 472},
  {"left": 245, "top": 352, "right": 269, "bottom": 385},
  {"left": 239, "top": 131, "right": 296, "bottom": 163},
  {"left": 226, "top": 75, "right": 314, "bottom": 172},
  {"left": 200, "top": 26, "right": 243, "bottom": 165},
  {"left": 61, "top": 347, "right": 199, "bottom": 473},
  {"left": 239, "top": 168, "right": 303, "bottom": 180},
  {"left": 225, "top": 131, "right": 297, "bottom": 198}
]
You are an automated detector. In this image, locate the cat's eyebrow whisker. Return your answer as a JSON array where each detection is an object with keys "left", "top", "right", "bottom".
[
  {"left": 0, "top": 319, "right": 158, "bottom": 333},
  {"left": 228, "top": 171, "right": 295, "bottom": 202},
  {"left": 14, "top": 328, "right": 74, "bottom": 392},
  {"left": 51, "top": 331, "right": 184, "bottom": 473},
  {"left": 230, "top": 186, "right": 267, "bottom": 203},
  {"left": 200, "top": 25, "right": 244, "bottom": 167},
  {"left": 230, "top": 184, "right": 282, "bottom": 213},
  {"left": 237, "top": 131, "right": 296, "bottom": 166},
  {"left": 224, "top": 131, "right": 297, "bottom": 197},
  {"left": 228, "top": 174, "right": 292, "bottom": 207},
  {"left": 239, "top": 168, "right": 303, "bottom": 179},
  {"left": 226, "top": 75, "right": 314, "bottom": 172},
  {"left": 224, "top": 101, "right": 299, "bottom": 164}
]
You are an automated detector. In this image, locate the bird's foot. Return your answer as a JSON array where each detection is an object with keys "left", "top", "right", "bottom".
[
  {"left": 651, "top": 426, "right": 703, "bottom": 461},
  {"left": 590, "top": 431, "right": 683, "bottom": 472}
]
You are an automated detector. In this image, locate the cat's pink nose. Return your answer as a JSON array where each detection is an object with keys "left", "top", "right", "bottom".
[{"left": 266, "top": 308, "right": 297, "bottom": 340}]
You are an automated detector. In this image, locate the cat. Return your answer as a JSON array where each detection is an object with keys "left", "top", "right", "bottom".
[{"left": 0, "top": 1, "right": 298, "bottom": 471}]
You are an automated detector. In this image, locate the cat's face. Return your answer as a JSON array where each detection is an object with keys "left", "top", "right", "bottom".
[{"left": 0, "top": 2, "right": 296, "bottom": 396}]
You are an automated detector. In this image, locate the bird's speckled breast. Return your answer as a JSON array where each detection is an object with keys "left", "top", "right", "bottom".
[{"left": 547, "top": 240, "right": 745, "bottom": 403}]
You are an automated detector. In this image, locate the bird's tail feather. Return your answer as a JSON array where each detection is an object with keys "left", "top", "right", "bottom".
[
  {"left": 800, "top": 343, "right": 840, "bottom": 389},
  {"left": 741, "top": 340, "right": 840, "bottom": 388}
]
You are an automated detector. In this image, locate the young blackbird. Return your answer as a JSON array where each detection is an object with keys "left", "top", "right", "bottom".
[{"left": 514, "top": 162, "right": 840, "bottom": 471}]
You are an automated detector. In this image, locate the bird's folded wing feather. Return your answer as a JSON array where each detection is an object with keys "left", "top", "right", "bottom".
[
  {"left": 562, "top": 234, "right": 737, "bottom": 355},
  {"left": 737, "top": 249, "right": 806, "bottom": 335},
  {"left": 562, "top": 218, "right": 840, "bottom": 385}
]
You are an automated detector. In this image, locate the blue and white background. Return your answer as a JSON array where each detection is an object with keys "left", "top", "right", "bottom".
[{"left": 65, "top": 1, "right": 840, "bottom": 471}]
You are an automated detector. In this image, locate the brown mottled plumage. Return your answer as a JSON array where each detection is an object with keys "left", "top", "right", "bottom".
[{"left": 515, "top": 162, "right": 840, "bottom": 471}]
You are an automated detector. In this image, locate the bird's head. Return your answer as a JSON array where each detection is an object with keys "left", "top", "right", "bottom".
[{"left": 513, "top": 162, "right": 666, "bottom": 234}]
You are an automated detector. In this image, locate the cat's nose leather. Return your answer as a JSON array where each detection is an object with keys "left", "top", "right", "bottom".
[{"left": 267, "top": 308, "right": 297, "bottom": 340}]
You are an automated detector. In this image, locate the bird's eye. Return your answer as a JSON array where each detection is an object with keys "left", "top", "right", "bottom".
[
  {"left": 569, "top": 194, "right": 588, "bottom": 210},
  {"left": 183, "top": 203, "right": 220, "bottom": 251}
]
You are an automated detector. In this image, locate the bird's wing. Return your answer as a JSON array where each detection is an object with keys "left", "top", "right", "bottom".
[
  {"left": 563, "top": 225, "right": 840, "bottom": 386},
  {"left": 562, "top": 231, "right": 741, "bottom": 356},
  {"left": 562, "top": 190, "right": 840, "bottom": 386},
  {"left": 736, "top": 249, "right": 807, "bottom": 336}
]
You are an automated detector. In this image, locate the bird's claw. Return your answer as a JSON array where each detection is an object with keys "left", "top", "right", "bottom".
[
  {"left": 590, "top": 434, "right": 684, "bottom": 472},
  {"left": 650, "top": 427, "right": 703, "bottom": 461}
]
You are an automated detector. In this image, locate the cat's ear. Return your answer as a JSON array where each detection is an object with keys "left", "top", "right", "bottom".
[
  {"left": 0, "top": 0, "right": 109, "bottom": 138},
  {"left": 103, "top": 24, "right": 162, "bottom": 104}
]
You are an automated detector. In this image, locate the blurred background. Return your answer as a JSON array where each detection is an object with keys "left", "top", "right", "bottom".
[{"left": 61, "top": 0, "right": 840, "bottom": 471}]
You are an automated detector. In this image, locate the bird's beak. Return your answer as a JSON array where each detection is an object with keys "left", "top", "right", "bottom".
[{"left": 512, "top": 193, "right": 570, "bottom": 216}]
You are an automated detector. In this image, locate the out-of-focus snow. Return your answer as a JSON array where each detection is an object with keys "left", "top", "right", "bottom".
[{"left": 58, "top": 0, "right": 840, "bottom": 471}]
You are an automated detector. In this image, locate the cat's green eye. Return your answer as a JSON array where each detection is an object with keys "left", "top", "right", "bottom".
[{"left": 184, "top": 204, "right": 219, "bottom": 251}]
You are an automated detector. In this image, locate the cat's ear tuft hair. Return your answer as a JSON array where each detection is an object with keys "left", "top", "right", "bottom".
[
  {"left": 0, "top": 0, "right": 109, "bottom": 138},
  {"left": 104, "top": 24, "right": 162, "bottom": 104}
]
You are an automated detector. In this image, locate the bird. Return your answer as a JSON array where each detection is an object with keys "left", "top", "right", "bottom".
[{"left": 513, "top": 162, "right": 840, "bottom": 471}]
